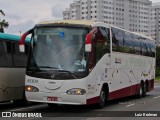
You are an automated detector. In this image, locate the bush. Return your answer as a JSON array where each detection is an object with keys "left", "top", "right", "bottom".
[{"left": 156, "top": 68, "right": 160, "bottom": 76}]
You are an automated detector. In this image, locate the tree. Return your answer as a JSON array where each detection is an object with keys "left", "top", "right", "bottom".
[
  {"left": 0, "top": 10, "right": 5, "bottom": 16},
  {"left": 0, "top": 9, "right": 9, "bottom": 33},
  {"left": 156, "top": 47, "right": 160, "bottom": 67},
  {"left": 156, "top": 46, "right": 160, "bottom": 76}
]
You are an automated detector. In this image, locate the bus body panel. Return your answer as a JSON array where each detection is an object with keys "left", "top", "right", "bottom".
[
  {"left": 109, "top": 52, "right": 155, "bottom": 99},
  {"left": 0, "top": 68, "right": 26, "bottom": 102},
  {"left": 0, "top": 33, "right": 30, "bottom": 103},
  {"left": 25, "top": 75, "right": 87, "bottom": 105},
  {"left": 85, "top": 52, "right": 155, "bottom": 102}
]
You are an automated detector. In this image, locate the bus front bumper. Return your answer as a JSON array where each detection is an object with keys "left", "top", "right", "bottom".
[{"left": 25, "top": 92, "right": 87, "bottom": 105}]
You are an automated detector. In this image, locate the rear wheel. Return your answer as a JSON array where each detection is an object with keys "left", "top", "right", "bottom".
[{"left": 137, "top": 82, "right": 146, "bottom": 98}]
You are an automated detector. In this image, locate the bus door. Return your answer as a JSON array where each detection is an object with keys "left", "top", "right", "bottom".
[
  {"left": 85, "top": 27, "right": 111, "bottom": 98},
  {"left": 85, "top": 27, "right": 110, "bottom": 71}
]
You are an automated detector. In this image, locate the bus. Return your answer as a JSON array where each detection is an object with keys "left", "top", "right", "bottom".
[
  {"left": 0, "top": 33, "right": 30, "bottom": 104},
  {"left": 19, "top": 20, "right": 156, "bottom": 108}
]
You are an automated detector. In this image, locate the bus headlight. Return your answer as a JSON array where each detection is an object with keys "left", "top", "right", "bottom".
[
  {"left": 66, "top": 88, "right": 86, "bottom": 95},
  {"left": 25, "top": 85, "right": 39, "bottom": 92}
]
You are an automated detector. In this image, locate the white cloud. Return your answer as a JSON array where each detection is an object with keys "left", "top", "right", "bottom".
[
  {"left": 1, "top": 0, "right": 158, "bottom": 35},
  {"left": 1, "top": 0, "right": 72, "bottom": 35}
]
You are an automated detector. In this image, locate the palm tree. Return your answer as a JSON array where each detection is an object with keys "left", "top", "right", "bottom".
[
  {"left": 0, "top": 10, "right": 5, "bottom": 16},
  {"left": 0, "top": 19, "right": 9, "bottom": 33},
  {"left": 0, "top": 9, "right": 9, "bottom": 33}
]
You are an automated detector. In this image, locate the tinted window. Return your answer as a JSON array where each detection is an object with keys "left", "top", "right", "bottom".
[
  {"left": 0, "top": 41, "right": 13, "bottom": 67},
  {"left": 111, "top": 28, "right": 155, "bottom": 57},
  {"left": 148, "top": 40, "right": 156, "bottom": 57},
  {"left": 95, "top": 27, "right": 110, "bottom": 63},
  {"left": 141, "top": 38, "right": 148, "bottom": 56},
  {"left": 123, "top": 31, "right": 134, "bottom": 53},
  {"left": 132, "top": 35, "right": 141, "bottom": 55},
  {"left": 112, "top": 27, "right": 124, "bottom": 52},
  {"left": 13, "top": 43, "right": 28, "bottom": 67}
]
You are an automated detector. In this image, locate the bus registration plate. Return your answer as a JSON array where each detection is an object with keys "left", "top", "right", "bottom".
[{"left": 47, "top": 97, "right": 58, "bottom": 101}]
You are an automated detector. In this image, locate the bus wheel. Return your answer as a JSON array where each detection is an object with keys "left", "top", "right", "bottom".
[
  {"left": 96, "top": 87, "right": 107, "bottom": 109},
  {"left": 137, "top": 82, "right": 146, "bottom": 98}
]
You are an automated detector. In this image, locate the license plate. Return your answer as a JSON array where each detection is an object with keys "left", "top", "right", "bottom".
[{"left": 47, "top": 97, "right": 58, "bottom": 101}]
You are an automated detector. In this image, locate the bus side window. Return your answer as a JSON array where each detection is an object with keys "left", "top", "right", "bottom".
[
  {"left": 150, "top": 41, "right": 156, "bottom": 57},
  {"left": 141, "top": 38, "right": 148, "bottom": 56},
  {"left": 0, "top": 41, "right": 13, "bottom": 67},
  {"left": 123, "top": 31, "right": 134, "bottom": 54},
  {"left": 95, "top": 27, "right": 110, "bottom": 63},
  {"left": 112, "top": 27, "right": 124, "bottom": 52},
  {"left": 133, "top": 35, "right": 141, "bottom": 55},
  {"left": 13, "top": 42, "right": 28, "bottom": 67},
  {"left": 99, "top": 27, "right": 110, "bottom": 53},
  {"left": 0, "top": 41, "right": 7, "bottom": 66}
]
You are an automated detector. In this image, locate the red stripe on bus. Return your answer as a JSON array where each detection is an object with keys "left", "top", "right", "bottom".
[
  {"left": 87, "top": 96, "right": 100, "bottom": 105},
  {"left": 86, "top": 79, "right": 154, "bottom": 105}
]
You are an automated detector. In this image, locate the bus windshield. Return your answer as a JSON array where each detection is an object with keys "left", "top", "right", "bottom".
[{"left": 28, "top": 27, "right": 89, "bottom": 75}]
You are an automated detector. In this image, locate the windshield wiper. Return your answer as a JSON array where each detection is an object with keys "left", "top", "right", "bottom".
[
  {"left": 38, "top": 66, "right": 60, "bottom": 70},
  {"left": 28, "top": 66, "right": 40, "bottom": 71}
]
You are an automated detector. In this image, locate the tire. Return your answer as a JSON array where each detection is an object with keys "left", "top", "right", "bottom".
[
  {"left": 137, "top": 82, "right": 146, "bottom": 98},
  {"left": 96, "top": 87, "right": 107, "bottom": 109}
]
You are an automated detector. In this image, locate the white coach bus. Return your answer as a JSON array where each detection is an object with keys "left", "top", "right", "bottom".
[
  {"left": 0, "top": 33, "right": 30, "bottom": 104},
  {"left": 19, "top": 20, "right": 156, "bottom": 108}
]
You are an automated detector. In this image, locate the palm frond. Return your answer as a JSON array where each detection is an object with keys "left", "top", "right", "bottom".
[
  {"left": 0, "top": 19, "right": 9, "bottom": 28},
  {"left": 0, "top": 10, "right": 5, "bottom": 16}
]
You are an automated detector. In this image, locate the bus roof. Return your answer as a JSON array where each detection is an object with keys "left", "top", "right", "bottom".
[
  {"left": 38, "top": 20, "right": 154, "bottom": 41},
  {"left": 110, "top": 25, "right": 153, "bottom": 40},
  {"left": 0, "top": 33, "right": 30, "bottom": 42},
  {"left": 38, "top": 20, "right": 94, "bottom": 26},
  {"left": 93, "top": 22, "right": 154, "bottom": 41}
]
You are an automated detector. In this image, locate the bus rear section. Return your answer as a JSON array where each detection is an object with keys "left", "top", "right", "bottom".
[{"left": 0, "top": 33, "right": 30, "bottom": 103}]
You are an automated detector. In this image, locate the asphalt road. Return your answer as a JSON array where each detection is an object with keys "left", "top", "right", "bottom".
[{"left": 0, "top": 82, "right": 160, "bottom": 120}]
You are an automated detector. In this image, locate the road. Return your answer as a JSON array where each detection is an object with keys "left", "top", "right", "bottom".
[{"left": 0, "top": 82, "right": 160, "bottom": 120}]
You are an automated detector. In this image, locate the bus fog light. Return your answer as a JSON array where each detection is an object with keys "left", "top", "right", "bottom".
[
  {"left": 25, "top": 85, "right": 39, "bottom": 92},
  {"left": 66, "top": 88, "right": 86, "bottom": 95}
]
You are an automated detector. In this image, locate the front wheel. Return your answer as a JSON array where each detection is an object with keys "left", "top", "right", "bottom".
[{"left": 96, "top": 87, "right": 107, "bottom": 109}]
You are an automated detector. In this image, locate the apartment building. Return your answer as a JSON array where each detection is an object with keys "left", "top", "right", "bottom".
[
  {"left": 151, "top": 2, "right": 160, "bottom": 46},
  {"left": 63, "top": 0, "right": 152, "bottom": 37}
]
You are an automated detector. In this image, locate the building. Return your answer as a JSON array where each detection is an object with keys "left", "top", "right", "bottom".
[
  {"left": 63, "top": 0, "right": 152, "bottom": 37},
  {"left": 63, "top": 0, "right": 81, "bottom": 20},
  {"left": 151, "top": 2, "right": 160, "bottom": 46}
]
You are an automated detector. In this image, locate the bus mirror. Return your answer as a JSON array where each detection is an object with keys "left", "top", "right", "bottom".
[
  {"left": 19, "top": 45, "right": 25, "bottom": 52},
  {"left": 85, "top": 44, "right": 91, "bottom": 52},
  {"left": 85, "top": 32, "right": 92, "bottom": 52},
  {"left": 19, "top": 29, "right": 33, "bottom": 53}
]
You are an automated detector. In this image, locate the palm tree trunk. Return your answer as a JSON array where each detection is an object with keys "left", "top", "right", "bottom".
[{"left": 0, "top": 24, "right": 4, "bottom": 33}]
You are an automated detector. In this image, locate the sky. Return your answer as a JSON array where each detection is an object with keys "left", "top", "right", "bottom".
[{"left": 0, "top": 0, "right": 160, "bottom": 35}]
